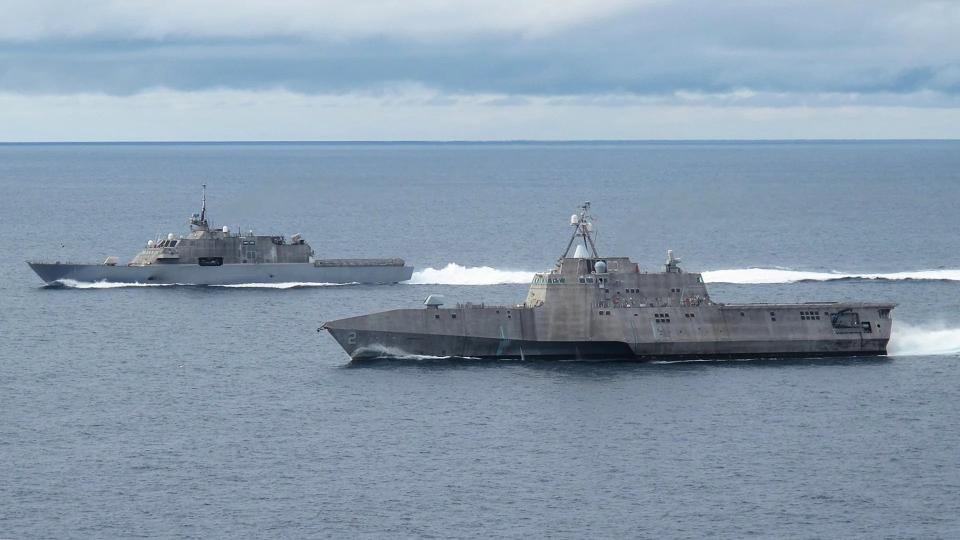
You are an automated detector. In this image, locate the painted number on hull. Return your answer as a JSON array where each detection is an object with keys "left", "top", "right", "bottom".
[{"left": 347, "top": 332, "right": 357, "bottom": 345}]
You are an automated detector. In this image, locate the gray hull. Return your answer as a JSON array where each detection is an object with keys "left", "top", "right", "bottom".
[
  {"left": 328, "top": 329, "right": 888, "bottom": 361},
  {"left": 28, "top": 261, "right": 413, "bottom": 286},
  {"left": 323, "top": 302, "right": 892, "bottom": 362}
]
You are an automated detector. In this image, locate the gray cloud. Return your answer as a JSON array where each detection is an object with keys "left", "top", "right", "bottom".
[
  {"left": 0, "top": 1, "right": 957, "bottom": 99},
  {"left": 2, "top": 1, "right": 959, "bottom": 140}
]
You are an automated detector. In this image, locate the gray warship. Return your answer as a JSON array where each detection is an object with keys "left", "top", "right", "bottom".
[
  {"left": 322, "top": 202, "right": 894, "bottom": 361},
  {"left": 28, "top": 186, "right": 413, "bottom": 286}
]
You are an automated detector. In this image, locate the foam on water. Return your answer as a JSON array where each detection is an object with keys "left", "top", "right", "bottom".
[
  {"left": 53, "top": 279, "right": 354, "bottom": 289},
  {"left": 220, "top": 282, "right": 355, "bottom": 289},
  {"left": 407, "top": 265, "right": 960, "bottom": 285},
  {"left": 351, "top": 343, "right": 479, "bottom": 361},
  {"left": 702, "top": 268, "right": 960, "bottom": 284},
  {"left": 889, "top": 323, "right": 960, "bottom": 356},
  {"left": 54, "top": 266, "right": 960, "bottom": 288},
  {"left": 53, "top": 279, "right": 177, "bottom": 289},
  {"left": 408, "top": 263, "right": 535, "bottom": 285}
]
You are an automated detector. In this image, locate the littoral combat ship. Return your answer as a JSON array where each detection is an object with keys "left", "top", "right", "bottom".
[
  {"left": 28, "top": 186, "right": 413, "bottom": 286},
  {"left": 323, "top": 202, "right": 894, "bottom": 361}
]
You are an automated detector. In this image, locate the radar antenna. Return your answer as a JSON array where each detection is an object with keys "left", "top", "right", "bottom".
[
  {"left": 189, "top": 184, "right": 210, "bottom": 231},
  {"left": 562, "top": 201, "right": 600, "bottom": 258}
]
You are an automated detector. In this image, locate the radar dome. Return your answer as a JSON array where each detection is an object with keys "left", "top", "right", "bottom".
[
  {"left": 222, "top": 226, "right": 230, "bottom": 233},
  {"left": 147, "top": 240, "right": 155, "bottom": 248},
  {"left": 595, "top": 260, "right": 608, "bottom": 273},
  {"left": 570, "top": 214, "right": 579, "bottom": 225},
  {"left": 167, "top": 233, "right": 175, "bottom": 241}
]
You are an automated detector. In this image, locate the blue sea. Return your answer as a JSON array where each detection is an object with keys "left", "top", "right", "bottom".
[{"left": 2, "top": 141, "right": 959, "bottom": 538}]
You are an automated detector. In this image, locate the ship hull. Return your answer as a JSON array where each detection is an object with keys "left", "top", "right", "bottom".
[
  {"left": 325, "top": 328, "right": 889, "bottom": 361},
  {"left": 27, "top": 261, "right": 413, "bottom": 286},
  {"left": 322, "top": 302, "right": 893, "bottom": 362}
]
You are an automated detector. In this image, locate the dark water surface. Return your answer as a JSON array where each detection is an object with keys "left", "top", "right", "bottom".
[{"left": 2, "top": 142, "right": 959, "bottom": 538}]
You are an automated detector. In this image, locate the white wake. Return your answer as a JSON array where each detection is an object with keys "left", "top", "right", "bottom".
[
  {"left": 701, "top": 268, "right": 960, "bottom": 284},
  {"left": 408, "top": 263, "right": 535, "bottom": 285},
  {"left": 51, "top": 266, "right": 960, "bottom": 288},
  {"left": 888, "top": 323, "right": 960, "bottom": 356},
  {"left": 54, "top": 279, "right": 177, "bottom": 289},
  {"left": 351, "top": 344, "right": 479, "bottom": 361},
  {"left": 220, "top": 282, "right": 355, "bottom": 289},
  {"left": 53, "top": 279, "right": 353, "bottom": 289},
  {"left": 408, "top": 265, "right": 960, "bottom": 286}
]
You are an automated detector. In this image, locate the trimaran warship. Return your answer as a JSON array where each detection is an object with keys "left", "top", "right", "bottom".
[
  {"left": 28, "top": 186, "right": 413, "bottom": 286},
  {"left": 322, "top": 202, "right": 894, "bottom": 361}
]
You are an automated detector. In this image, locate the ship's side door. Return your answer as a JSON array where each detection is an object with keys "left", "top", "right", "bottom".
[{"left": 241, "top": 239, "right": 257, "bottom": 263}]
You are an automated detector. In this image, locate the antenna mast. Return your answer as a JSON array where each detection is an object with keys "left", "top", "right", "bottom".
[
  {"left": 200, "top": 183, "right": 206, "bottom": 224},
  {"left": 189, "top": 184, "right": 210, "bottom": 231},
  {"left": 562, "top": 201, "right": 600, "bottom": 258}
]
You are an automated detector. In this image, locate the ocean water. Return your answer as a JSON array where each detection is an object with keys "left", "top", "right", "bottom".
[{"left": 2, "top": 141, "right": 959, "bottom": 538}]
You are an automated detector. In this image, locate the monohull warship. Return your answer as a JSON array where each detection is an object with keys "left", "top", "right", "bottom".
[
  {"left": 28, "top": 186, "right": 413, "bottom": 286},
  {"left": 322, "top": 203, "right": 894, "bottom": 361}
]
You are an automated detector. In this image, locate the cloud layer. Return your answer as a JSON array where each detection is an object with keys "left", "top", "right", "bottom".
[
  {"left": 4, "top": 88, "right": 959, "bottom": 141},
  {"left": 1, "top": 1, "right": 958, "bottom": 139}
]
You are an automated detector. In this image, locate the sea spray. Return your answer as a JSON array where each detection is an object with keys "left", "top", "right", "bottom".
[
  {"left": 52, "top": 279, "right": 178, "bottom": 289},
  {"left": 702, "top": 268, "right": 960, "bottom": 284},
  {"left": 889, "top": 323, "right": 960, "bottom": 356},
  {"left": 53, "top": 267, "right": 960, "bottom": 288},
  {"left": 53, "top": 279, "right": 354, "bottom": 289},
  {"left": 408, "top": 263, "right": 535, "bottom": 285}
]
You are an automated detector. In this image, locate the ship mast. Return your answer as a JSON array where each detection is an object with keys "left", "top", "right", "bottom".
[
  {"left": 562, "top": 201, "right": 599, "bottom": 258},
  {"left": 189, "top": 184, "right": 210, "bottom": 231}
]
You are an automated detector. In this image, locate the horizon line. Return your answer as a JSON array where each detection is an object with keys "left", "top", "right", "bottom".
[{"left": 1, "top": 138, "right": 958, "bottom": 145}]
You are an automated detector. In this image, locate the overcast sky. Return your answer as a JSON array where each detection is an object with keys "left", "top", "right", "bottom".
[{"left": 1, "top": 0, "right": 958, "bottom": 141}]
